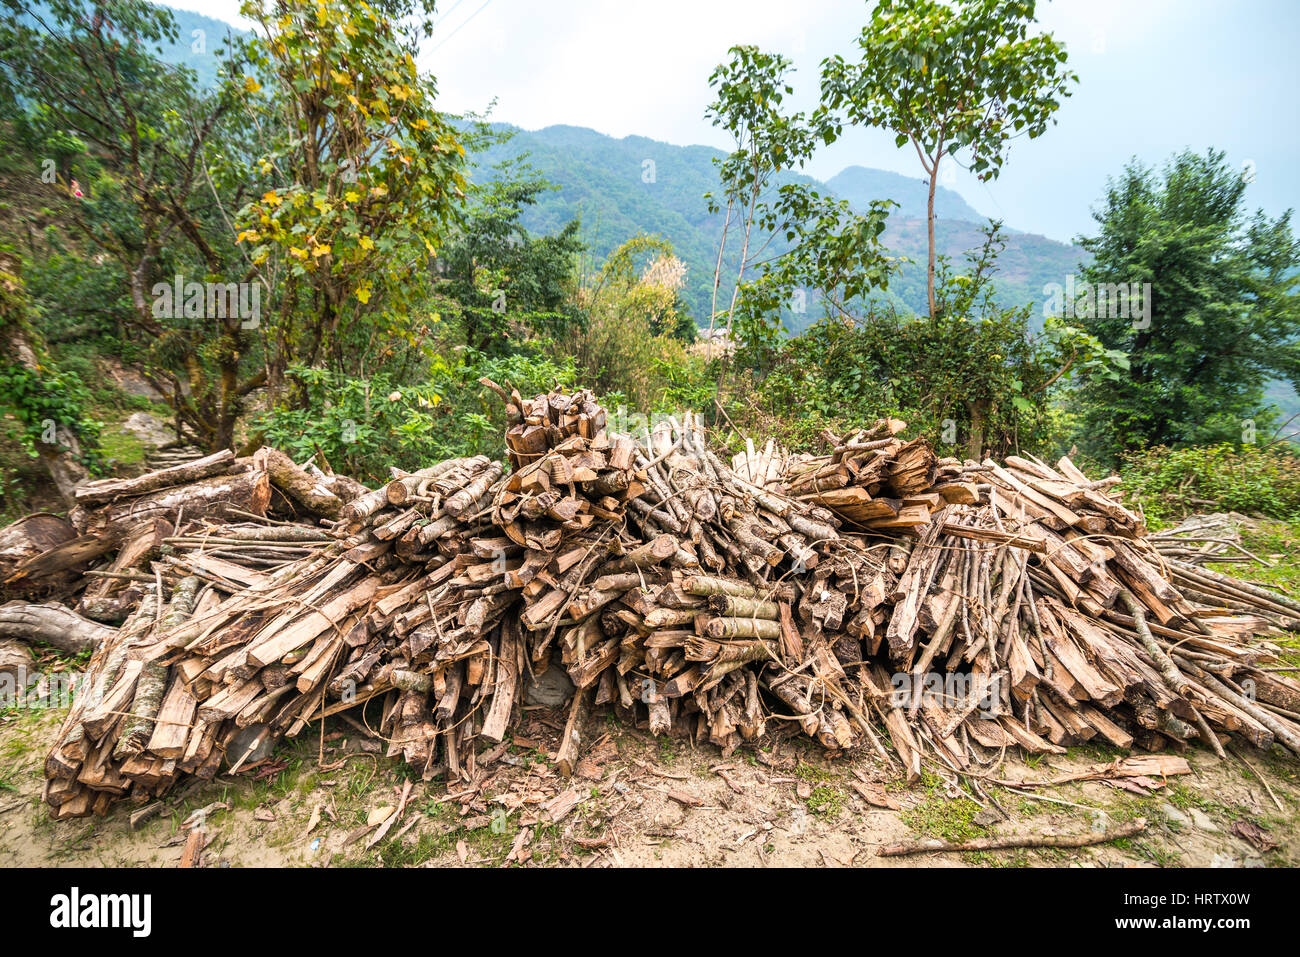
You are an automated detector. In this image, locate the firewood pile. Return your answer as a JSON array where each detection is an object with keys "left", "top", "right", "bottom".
[{"left": 3, "top": 385, "right": 1299, "bottom": 821}]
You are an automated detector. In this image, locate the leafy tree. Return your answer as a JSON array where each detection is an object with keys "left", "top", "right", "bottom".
[
  {"left": 703, "top": 46, "right": 818, "bottom": 347},
  {"left": 729, "top": 183, "right": 897, "bottom": 371},
  {"left": 1071, "top": 148, "right": 1300, "bottom": 462},
  {"left": 234, "top": 0, "right": 467, "bottom": 396},
  {"left": 0, "top": 0, "right": 256, "bottom": 448},
  {"left": 430, "top": 152, "right": 584, "bottom": 355},
  {"left": 2, "top": 0, "right": 469, "bottom": 451},
  {"left": 704, "top": 47, "right": 899, "bottom": 379},
  {"left": 565, "top": 235, "right": 694, "bottom": 409},
  {"left": 744, "top": 224, "right": 1088, "bottom": 457},
  {"left": 821, "top": 0, "right": 1075, "bottom": 317}
]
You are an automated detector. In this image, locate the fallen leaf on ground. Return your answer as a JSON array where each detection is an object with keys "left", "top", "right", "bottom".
[{"left": 1231, "top": 819, "right": 1279, "bottom": 853}]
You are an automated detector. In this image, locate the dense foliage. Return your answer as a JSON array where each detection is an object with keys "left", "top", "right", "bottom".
[
  {"left": 1069, "top": 148, "right": 1300, "bottom": 463},
  {"left": 1121, "top": 443, "right": 1300, "bottom": 523}
]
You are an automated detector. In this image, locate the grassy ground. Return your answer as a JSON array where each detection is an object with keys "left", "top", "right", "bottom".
[{"left": 1205, "top": 520, "right": 1300, "bottom": 670}]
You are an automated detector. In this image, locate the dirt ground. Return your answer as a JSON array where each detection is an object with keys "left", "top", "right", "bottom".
[{"left": 3, "top": 691, "right": 1297, "bottom": 868}]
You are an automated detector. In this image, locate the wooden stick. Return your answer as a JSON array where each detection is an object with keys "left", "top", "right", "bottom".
[{"left": 878, "top": 818, "right": 1148, "bottom": 857}]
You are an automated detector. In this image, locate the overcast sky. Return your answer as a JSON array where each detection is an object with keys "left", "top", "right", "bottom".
[{"left": 161, "top": 0, "right": 1299, "bottom": 244}]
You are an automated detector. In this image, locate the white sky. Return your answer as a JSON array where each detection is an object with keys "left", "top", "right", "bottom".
[{"left": 159, "top": 0, "right": 1300, "bottom": 243}]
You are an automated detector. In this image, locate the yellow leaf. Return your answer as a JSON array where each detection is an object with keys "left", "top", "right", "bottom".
[
  {"left": 359, "top": 236, "right": 374, "bottom": 251},
  {"left": 262, "top": 190, "right": 281, "bottom": 207},
  {"left": 312, "top": 244, "right": 332, "bottom": 258},
  {"left": 345, "top": 190, "right": 360, "bottom": 203},
  {"left": 356, "top": 283, "right": 372, "bottom": 304},
  {"left": 243, "top": 76, "right": 260, "bottom": 93}
]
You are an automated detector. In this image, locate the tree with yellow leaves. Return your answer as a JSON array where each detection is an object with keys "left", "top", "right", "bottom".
[{"left": 235, "top": 0, "right": 466, "bottom": 416}]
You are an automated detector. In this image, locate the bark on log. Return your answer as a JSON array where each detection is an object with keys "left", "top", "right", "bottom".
[
  {"left": 0, "top": 638, "right": 34, "bottom": 681},
  {"left": 88, "top": 469, "right": 272, "bottom": 538},
  {"left": 0, "top": 513, "right": 78, "bottom": 597},
  {"left": 74, "top": 451, "right": 235, "bottom": 507},
  {"left": 256, "top": 448, "right": 343, "bottom": 518},
  {"left": 0, "top": 601, "right": 115, "bottom": 654}
]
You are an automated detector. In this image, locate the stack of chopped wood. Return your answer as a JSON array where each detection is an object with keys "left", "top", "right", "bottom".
[
  {"left": 777, "top": 420, "right": 957, "bottom": 530},
  {"left": 9, "top": 387, "right": 1300, "bottom": 820}
]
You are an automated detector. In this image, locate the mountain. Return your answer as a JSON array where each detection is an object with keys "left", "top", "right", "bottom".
[
  {"left": 472, "top": 123, "right": 1087, "bottom": 331},
  {"left": 134, "top": 3, "right": 1085, "bottom": 330},
  {"left": 151, "top": 7, "right": 244, "bottom": 90},
  {"left": 827, "top": 165, "right": 983, "bottom": 222}
]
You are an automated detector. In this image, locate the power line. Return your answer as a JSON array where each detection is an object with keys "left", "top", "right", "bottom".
[
  {"left": 430, "top": 0, "right": 469, "bottom": 31},
  {"left": 428, "top": 0, "right": 493, "bottom": 54}
]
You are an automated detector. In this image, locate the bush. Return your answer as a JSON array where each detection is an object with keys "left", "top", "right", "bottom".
[
  {"left": 256, "top": 349, "right": 579, "bottom": 484},
  {"left": 1120, "top": 443, "right": 1300, "bottom": 523}
]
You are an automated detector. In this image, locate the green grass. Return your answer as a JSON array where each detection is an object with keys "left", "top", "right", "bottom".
[
  {"left": 1207, "top": 521, "right": 1300, "bottom": 595},
  {"left": 1205, "top": 520, "right": 1300, "bottom": 669},
  {"left": 97, "top": 418, "right": 149, "bottom": 468},
  {"left": 901, "top": 792, "right": 986, "bottom": 843}
]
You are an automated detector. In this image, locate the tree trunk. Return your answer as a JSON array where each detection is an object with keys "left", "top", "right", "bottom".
[
  {"left": 74, "top": 450, "right": 235, "bottom": 508},
  {"left": 705, "top": 195, "right": 735, "bottom": 361},
  {"left": 926, "top": 167, "right": 938, "bottom": 319},
  {"left": 966, "top": 398, "right": 988, "bottom": 461}
]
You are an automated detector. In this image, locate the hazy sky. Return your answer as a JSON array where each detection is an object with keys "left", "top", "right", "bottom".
[{"left": 161, "top": 0, "right": 1299, "bottom": 244}]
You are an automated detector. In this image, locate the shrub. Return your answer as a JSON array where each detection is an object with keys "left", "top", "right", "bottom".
[
  {"left": 256, "top": 349, "right": 579, "bottom": 484},
  {"left": 1120, "top": 443, "right": 1300, "bottom": 522}
]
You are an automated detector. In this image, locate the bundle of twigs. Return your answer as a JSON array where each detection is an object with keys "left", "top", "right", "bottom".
[{"left": 1148, "top": 514, "right": 1268, "bottom": 566}]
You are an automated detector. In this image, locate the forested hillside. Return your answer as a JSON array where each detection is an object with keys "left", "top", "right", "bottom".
[
  {"left": 472, "top": 122, "right": 1086, "bottom": 330},
  {"left": 88, "top": 2, "right": 1092, "bottom": 333}
]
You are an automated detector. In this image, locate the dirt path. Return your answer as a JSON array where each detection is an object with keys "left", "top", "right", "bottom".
[{"left": 3, "top": 698, "right": 1297, "bottom": 868}]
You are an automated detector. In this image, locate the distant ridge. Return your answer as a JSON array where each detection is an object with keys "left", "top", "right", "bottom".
[{"left": 471, "top": 122, "right": 1087, "bottom": 330}]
